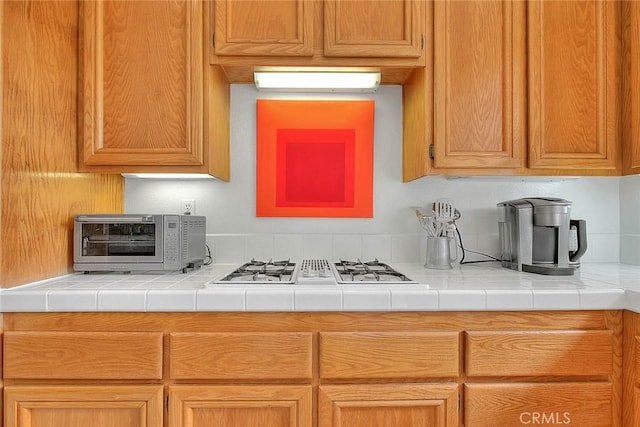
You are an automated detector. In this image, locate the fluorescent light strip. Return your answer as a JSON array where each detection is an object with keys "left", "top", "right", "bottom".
[
  {"left": 122, "top": 173, "right": 215, "bottom": 180},
  {"left": 254, "top": 71, "right": 380, "bottom": 92}
]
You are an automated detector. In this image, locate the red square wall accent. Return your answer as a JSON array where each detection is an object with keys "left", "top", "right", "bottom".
[{"left": 257, "top": 100, "right": 374, "bottom": 218}]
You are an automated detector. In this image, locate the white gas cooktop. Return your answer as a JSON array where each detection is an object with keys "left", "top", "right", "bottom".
[{"left": 212, "top": 258, "right": 416, "bottom": 285}]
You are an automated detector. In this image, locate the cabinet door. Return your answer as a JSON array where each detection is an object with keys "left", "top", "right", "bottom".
[
  {"left": 4, "top": 385, "right": 163, "bottom": 427},
  {"left": 324, "top": 0, "right": 423, "bottom": 58},
  {"left": 81, "top": 0, "right": 204, "bottom": 167},
  {"left": 433, "top": 0, "right": 526, "bottom": 169},
  {"left": 528, "top": 0, "right": 618, "bottom": 170},
  {"left": 169, "top": 385, "right": 312, "bottom": 427},
  {"left": 624, "top": 0, "right": 640, "bottom": 173},
  {"left": 213, "top": 0, "right": 313, "bottom": 56},
  {"left": 319, "top": 384, "right": 458, "bottom": 427}
]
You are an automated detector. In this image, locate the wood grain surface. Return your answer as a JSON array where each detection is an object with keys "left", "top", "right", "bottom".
[
  {"left": 1, "top": 0, "right": 123, "bottom": 288},
  {"left": 81, "top": 0, "right": 204, "bottom": 167},
  {"left": 528, "top": 0, "right": 619, "bottom": 170},
  {"left": 170, "top": 385, "right": 312, "bottom": 427},
  {"left": 319, "top": 331, "right": 459, "bottom": 380},
  {"left": 5, "top": 385, "right": 163, "bottom": 427},
  {"left": 622, "top": 0, "right": 640, "bottom": 174},
  {"left": 170, "top": 332, "right": 313, "bottom": 380},
  {"left": 465, "top": 382, "right": 612, "bottom": 427},
  {"left": 4, "top": 331, "right": 163, "bottom": 379},
  {"left": 214, "top": 0, "right": 313, "bottom": 56},
  {"left": 319, "top": 383, "right": 458, "bottom": 427},
  {"left": 1, "top": 310, "right": 624, "bottom": 426},
  {"left": 324, "top": 0, "right": 423, "bottom": 58},
  {"left": 465, "top": 329, "right": 613, "bottom": 377},
  {"left": 433, "top": 0, "right": 525, "bottom": 170}
]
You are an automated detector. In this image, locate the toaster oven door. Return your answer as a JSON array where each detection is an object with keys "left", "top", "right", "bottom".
[{"left": 74, "top": 215, "right": 164, "bottom": 264}]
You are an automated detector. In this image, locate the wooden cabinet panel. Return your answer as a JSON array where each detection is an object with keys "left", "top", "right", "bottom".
[
  {"left": 319, "top": 332, "right": 459, "bottom": 380},
  {"left": 3, "top": 332, "right": 163, "bottom": 380},
  {"left": 4, "top": 385, "right": 163, "bottom": 427},
  {"left": 169, "top": 385, "right": 312, "bottom": 427},
  {"left": 213, "top": 0, "right": 313, "bottom": 56},
  {"left": 319, "top": 384, "right": 458, "bottom": 427},
  {"left": 465, "top": 330, "right": 613, "bottom": 377},
  {"left": 528, "top": 0, "right": 618, "bottom": 170},
  {"left": 80, "top": 0, "right": 205, "bottom": 167},
  {"left": 433, "top": 0, "right": 526, "bottom": 169},
  {"left": 324, "top": 0, "right": 423, "bottom": 58},
  {"left": 465, "top": 382, "right": 612, "bottom": 426},
  {"left": 170, "top": 332, "right": 312, "bottom": 380},
  {"left": 623, "top": 0, "right": 640, "bottom": 174}
]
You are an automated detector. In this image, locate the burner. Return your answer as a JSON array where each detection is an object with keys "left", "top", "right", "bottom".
[
  {"left": 334, "top": 259, "right": 414, "bottom": 283},
  {"left": 217, "top": 259, "right": 297, "bottom": 284}
]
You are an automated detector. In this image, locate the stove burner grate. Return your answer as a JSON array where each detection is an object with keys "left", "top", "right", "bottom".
[
  {"left": 334, "top": 258, "right": 413, "bottom": 282},
  {"left": 219, "top": 258, "right": 297, "bottom": 283}
]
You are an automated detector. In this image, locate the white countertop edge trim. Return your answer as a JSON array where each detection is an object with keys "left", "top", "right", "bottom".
[{"left": 0, "top": 287, "right": 634, "bottom": 313}]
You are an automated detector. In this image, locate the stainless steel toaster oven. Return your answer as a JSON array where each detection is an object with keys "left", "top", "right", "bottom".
[{"left": 73, "top": 214, "right": 206, "bottom": 273}]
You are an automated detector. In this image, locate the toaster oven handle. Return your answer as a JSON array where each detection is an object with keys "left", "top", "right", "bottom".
[{"left": 76, "top": 215, "right": 155, "bottom": 223}]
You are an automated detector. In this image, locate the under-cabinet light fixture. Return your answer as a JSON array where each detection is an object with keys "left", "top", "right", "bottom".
[
  {"left": 121, "top": 173, "right": 216, "bottom": 180},
  {"left": 254, "top": 70, "right": 381, "bottom": 93}
]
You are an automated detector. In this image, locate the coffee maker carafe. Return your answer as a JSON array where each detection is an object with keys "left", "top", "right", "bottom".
[{"left": 497, "top": 197, "right": 587, "bottom": 276}]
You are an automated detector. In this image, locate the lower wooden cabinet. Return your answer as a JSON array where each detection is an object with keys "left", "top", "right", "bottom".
[
  {"left": 319, "top": 384, "right": 458, "bottom": 427},
  {"left": 4, "top": 385, "right": 163, "bottom": 427},
  {"left": 168, "top": 385, "right": 312, "bottom": 427},
  {"left": 0, "top": 311, "right": 625, "bottom": 427}
]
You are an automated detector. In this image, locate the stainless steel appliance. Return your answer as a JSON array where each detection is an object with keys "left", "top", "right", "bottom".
[
  {"left": 213, "top": 258, "right": 415, "bottom": 285},
  {"left": 497, "top": 197, "right": 587, "bottom": 275},
  {"left": 74, "top": 214, "right": 206, "bottom": 273}
]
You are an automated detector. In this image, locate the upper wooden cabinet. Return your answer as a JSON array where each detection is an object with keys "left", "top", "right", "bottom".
[
  {"left": 528, "top": 0, "right": 618, "bottom": 171},
  {"left": 210, "top": 0, "right": 426, "bottom": 84},
  {"left": 79, "top": 0, "right": 230, "bottom": 179},
  {"left": 324, "top": 0, "right": 424, "bottom": 58},
  {"left": 404, "top": 0, "right": 620, "bottom": 180},
  {"left": 213, "top": 0, "right": 314, "bottom": 56},
  {"left": 623, "top": 0, "right": 640, "bottom": 175},
  {"left": 432, "top": 0, "right": 526, "bottom": 170}
]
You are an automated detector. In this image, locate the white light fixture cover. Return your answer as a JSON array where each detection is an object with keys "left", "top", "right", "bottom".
[
  {"left": 121, "top": 173, "right": 215, "bottom": 180},
  {"left": 254, "top": 70, "right": 381, "bottom": 93}
]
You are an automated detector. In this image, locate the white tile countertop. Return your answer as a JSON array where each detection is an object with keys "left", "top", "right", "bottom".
[{"left": 1, "top": 262, "right": 639, "bottom": 313}]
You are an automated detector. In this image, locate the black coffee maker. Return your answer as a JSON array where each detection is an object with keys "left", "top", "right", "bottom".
[{"left": 497, "top": 197, "right": 587, "bottom": 276}]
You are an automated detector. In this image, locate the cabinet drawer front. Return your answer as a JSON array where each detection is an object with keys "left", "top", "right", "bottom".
[
  {"left": 465, "top": 330, "right": 612, "bottom": 377},
  {"left": 170, "top": 332, "right": 313, "bottom": 380},
  {"left": 4, "top": 331, "right": 163, "bottom": 379},
  {"left": 465, "top": 383, "right": 612, "bottom": 426},
  {"left": 319, "top": 332, "right": 459, "bottom": 380}
]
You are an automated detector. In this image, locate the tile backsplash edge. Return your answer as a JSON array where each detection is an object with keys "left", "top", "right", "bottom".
[{"left": 207, "top": 232, "right": 619, "bottom": 265}]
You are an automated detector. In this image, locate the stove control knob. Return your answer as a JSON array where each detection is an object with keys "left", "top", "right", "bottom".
[
  {"left": 319, "top": 268, "right": 332, "bottom": 278},
  {"left": 302, "top": 268, "right": 316, "bottom": 278}
]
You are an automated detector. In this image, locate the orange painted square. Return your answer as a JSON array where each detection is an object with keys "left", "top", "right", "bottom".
[{"left": 256, "top": 100, "right": 374, "bottom": 218}]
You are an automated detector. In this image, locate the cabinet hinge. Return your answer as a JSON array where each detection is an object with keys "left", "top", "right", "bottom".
[{"left": 429, "top": 143, "right": 434, "bottom": 160}]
